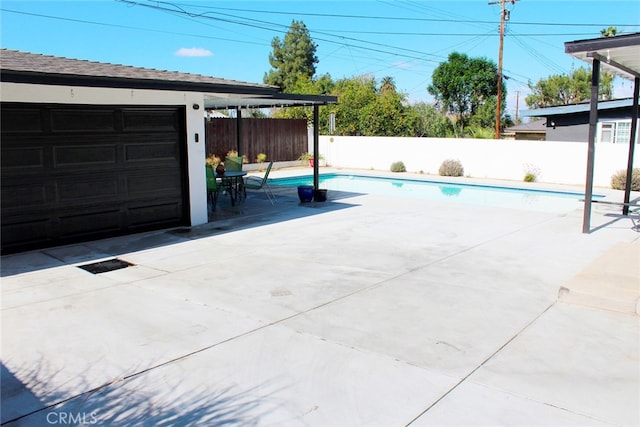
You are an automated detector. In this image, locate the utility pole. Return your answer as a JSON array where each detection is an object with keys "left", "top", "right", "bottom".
[{"left": 488, "top": 0, "right": 516, "bottom": 139}]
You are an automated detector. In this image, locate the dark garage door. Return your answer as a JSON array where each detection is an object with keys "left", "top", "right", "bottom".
[{"left": 1, "top": 103, "right": 189, "bottom": 253}]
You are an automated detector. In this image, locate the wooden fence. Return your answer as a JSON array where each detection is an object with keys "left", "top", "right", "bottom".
[{"left": 205, "top": 118, "right": 308, "bottom": 163}]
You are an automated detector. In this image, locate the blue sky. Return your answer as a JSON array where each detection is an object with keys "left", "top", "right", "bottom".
[{"left": 2, "top": 1, "right": 639, "bottom": 118}]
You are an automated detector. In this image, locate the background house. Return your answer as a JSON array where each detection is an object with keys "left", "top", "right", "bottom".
[
  {"left": 503, "top": 119, "right": 547, "bottom": 140},
  {"left": 520, "top": 98, "right": 639, "bottom": 143}
]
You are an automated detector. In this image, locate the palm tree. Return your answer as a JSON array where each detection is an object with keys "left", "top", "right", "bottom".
[
  {"left": 380, "top": 76, "right": 396, "bottom": 94},
  {"left": 600, "top": 27, "right": 618, "bottom": 37}
]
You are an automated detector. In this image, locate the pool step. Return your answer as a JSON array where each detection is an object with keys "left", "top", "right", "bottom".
[{"left": 558, "top": 240, "right": 640, "bottom": 315}]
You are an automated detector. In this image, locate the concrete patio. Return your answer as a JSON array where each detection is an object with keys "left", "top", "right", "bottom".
[{"left": 2, "top": 171, "right": 639, "bottom": 426}]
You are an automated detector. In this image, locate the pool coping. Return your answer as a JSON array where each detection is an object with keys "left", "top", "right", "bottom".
[{"left": 257, "top": 167, "right": 637, "bottom": 203}]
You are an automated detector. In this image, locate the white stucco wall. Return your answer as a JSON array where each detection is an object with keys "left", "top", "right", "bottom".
[
  {"left": 319, "top": 135, "right": 638, "bottom": 187},
  {"left": 1, "top": 82, "right": 208, "bottom": 226}
]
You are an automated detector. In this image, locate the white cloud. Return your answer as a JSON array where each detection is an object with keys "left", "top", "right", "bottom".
[
  {"left": 394, "top": 61, "right": 412, "bottom": 69},
  {"left": 175, "top": 47, "right": 213, "bottom": 57}
]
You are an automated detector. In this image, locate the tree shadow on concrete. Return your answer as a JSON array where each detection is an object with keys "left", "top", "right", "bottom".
[{"left": 2, "top": 358, "right": 283, "bottom": 426}]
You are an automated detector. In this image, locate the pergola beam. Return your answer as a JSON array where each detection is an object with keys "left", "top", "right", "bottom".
[{"left": 587, "top": 52, "right": 640, "bottom": 79}]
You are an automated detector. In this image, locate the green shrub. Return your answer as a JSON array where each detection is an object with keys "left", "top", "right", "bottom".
[
  {"left": 390, "top": 161, "right": 406, "bottom": 172},
  {"left": 610, "top": 168, "right": 640, "bottom": 191},
  {"left": 439, "top": 159, "right": 464, "bottom": 177},
  {"left": 523, "top": 163, "right": 540, "bottom": 183}
]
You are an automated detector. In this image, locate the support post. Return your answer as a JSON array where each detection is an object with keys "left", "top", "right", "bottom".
[
  {"left": 313, "top": 104, "right": 320, "bottom": 190},
  {"left": 236, "top": 108, "right": 243, "bottom": 156},
  {"left": 622, "top": 77, "right": 639, "bottom": 216},
  {"left": 494, "top": 0, "right": 506, "bottom": 139},
  {"left": 582, "top": 59, "right": 600, "bottom": 234}
]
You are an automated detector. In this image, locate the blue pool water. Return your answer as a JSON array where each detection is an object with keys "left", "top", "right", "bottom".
[{"left": 271, "top": 173, "right": 601, "bottom": 213}]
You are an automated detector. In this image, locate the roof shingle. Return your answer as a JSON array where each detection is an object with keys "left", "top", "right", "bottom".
[{"left": 0, "top": 48, "right": 275, "bottom": 89}]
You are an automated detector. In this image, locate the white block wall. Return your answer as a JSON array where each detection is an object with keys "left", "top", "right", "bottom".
[{"left": 319, "top": 135, "right": 639, "bottom": 187}]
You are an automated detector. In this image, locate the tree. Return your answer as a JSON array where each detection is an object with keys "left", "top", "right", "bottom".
[
  {"left": 600, "top": 26, "right": 618, "bottom": 37},
  {"left": 410, "top": 102, "right": 454, "bottom": 137},
  {"left": 428, "top": 52, "right": 502, "bottom": 136},
  {"left": 264, "top": 20, "right": 318, "bottom": 91},
  {"left": 331, "top": 75, "right": 378, "bottom": 135},
  {"left": 379, "top": 76, "right": 396, "bottom": 94},
  {"left": 525, "top": 67, "right": 613, "bottom": 108},
  {"left": 287, "top": 75, "right": 415, "bottom": 136},
  {"left": 271, "top": 73, "right": 334, "bottom": 126}
]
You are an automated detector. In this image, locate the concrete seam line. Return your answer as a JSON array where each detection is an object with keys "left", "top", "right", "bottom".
[{"left": 405, "top": 301, "right": 557, "bottom": 426}]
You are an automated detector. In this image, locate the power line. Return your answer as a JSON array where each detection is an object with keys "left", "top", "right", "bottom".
[
  {"left": 509, "top": 34, "right": 567, "bottom": 75},
  {"left": 117, "top": 0, "right": 449, "bottom": 64},
  {"left": 309, "top": 29, "right": 601, "bottom": 37},
  {"left": 0, "top": 8, "right": 266, "bottom": 47},
  {"left": 163, "top": 1, "right": 640, "bottom": 28}
]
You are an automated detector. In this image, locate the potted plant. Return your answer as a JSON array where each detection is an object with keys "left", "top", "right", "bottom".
[
  {"left": 256, "top": 153, "right": 267, "bottom": 171},
  {"left": 206, "top": 155, "right": 221, "bottom": 168},
  {"left": 314, "top": 188, "right": 328, "bottom": 202},
  {"left": 298, "top": 152, "right": 324, "bottom": 168},
  {"left": 297, "top": 185, "right": 314, "bottom": 202},
  {"left": 206, "top": 155, "right": 225, "bottom": 175}
]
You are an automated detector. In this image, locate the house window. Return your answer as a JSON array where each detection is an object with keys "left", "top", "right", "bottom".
[
  {"left": 616, "top": 121, "right": 631, "bottom": 144},
  {"left": 600, "top": 122, "right": 614, "bottom": 143},
  {"left": 598, "top": 120, "right": 638, "bottom": 144}
]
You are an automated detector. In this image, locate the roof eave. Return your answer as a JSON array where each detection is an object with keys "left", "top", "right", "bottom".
[{"left": 0, "top": 69, "right": 281, "bottom": 96}]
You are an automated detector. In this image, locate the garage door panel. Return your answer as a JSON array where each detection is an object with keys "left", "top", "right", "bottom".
[
  {"left": 58, "top": 209, "right": 122, "bottom": 237},
  {"left": 125, "top": 170, "right": 182, "bottom": 198},
  {"left": 125, "top": 141, "right": 180, "bottom": 163},
  {"left": 55, "top": 174, "right": 119, "bottom": 203},
  {"left": 1, "top": 108, "right": 43, "bottom": 133},
  {"left": 1, "top": 218, "right": 53, "bottom": 249},
  {"left": 122, "top": 109, "right": 179, "bottom": 131},
  {"left": 1, "top": 147, "right": 45, "bottom": 170},
  {"left": 50, "top": 109, "right": 116, "bottom": 132},
  {"left": 53, "top": 144, "right": 117, "bottom": 168},
  {"left": 1, "top": 181, "right": 48, "bottom": 209},
  {"left": 128, "top": 202, "right": 182, "bottom": 227}
]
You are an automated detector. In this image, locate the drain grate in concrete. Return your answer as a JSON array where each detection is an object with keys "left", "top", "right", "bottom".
[{"left": 78, "top": 258, "right": 134, "bottom": 274}]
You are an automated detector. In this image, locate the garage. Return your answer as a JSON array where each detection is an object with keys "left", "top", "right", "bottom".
[
  {"left": 1, "top": 103, "right": 188, "bottom": 253},
  {"left": 1, "top": 49, "right": 336, "bottom": 254}
]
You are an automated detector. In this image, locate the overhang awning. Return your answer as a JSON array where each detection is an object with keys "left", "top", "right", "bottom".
[
  {"left": 564, "top": 33, "right": 640, "bottom": 233},
  {"left": 203, "top": 93, "right": 337, "bottom": 194},
  {"left": 565, "top": 32, "right": 640, "bottom": 80},
  {"left": 204, "top": 92, "right": 336, "bottom": 110}
]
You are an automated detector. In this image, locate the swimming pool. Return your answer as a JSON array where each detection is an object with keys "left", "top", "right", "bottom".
[{"left": 271, "top": 173, "right": 602, "bottom": 213}]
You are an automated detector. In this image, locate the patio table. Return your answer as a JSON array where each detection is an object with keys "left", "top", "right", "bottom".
[{"left": 216, "top": 170, "right": 247, "bottom": 206}]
